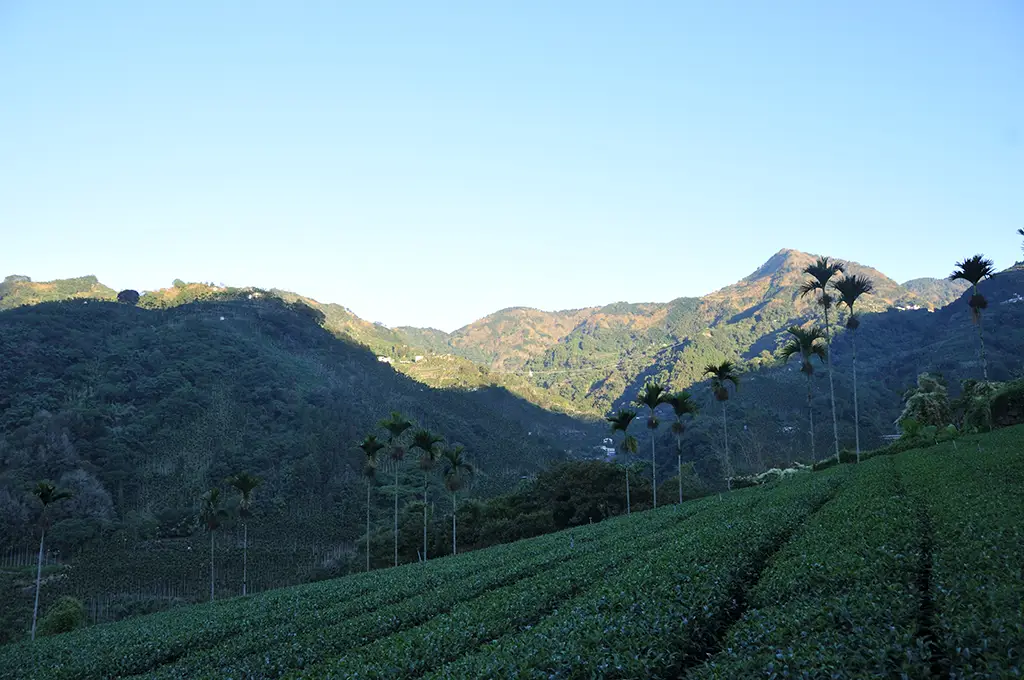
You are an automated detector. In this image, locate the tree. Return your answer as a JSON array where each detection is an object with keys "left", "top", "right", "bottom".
[
  {"left": 949, "top": 255, "right": 997, "bottom": 380},
  {"left": 199, "top": 488, "right": 227, "bottom": 603},
  {"left": 606, "top": 409, "right": 638, "bottom": 514},
  {"left": 440, "top": 444, "right": 475, "bottom": 555},
  {"left": 1018, "top": 227, "right": 1024, "bottom": 254},
  {"left": 800, "top": 256, "right": 846, "bottom": 459},
  {"left": 30, "top": 481, "right": 72, "bottom": 641},
  {"left": 900, "top": 373, "right": 953, "bottom": 430},
  {"left": 663, "top": 391, "right": 699, "bottom": 504},
  {"left": 358, "top": 435, "right": 385, "bottom": 572},
  {"left": 704, "top": 361, "right": 740, "bottom": 491},
  {"left": 225, "top": 472, "right": 262, "bottom": 596},
  {"left": 410, "top": 429, "right": 444, "bottom": 561},
  {"left": 779, "top": 326, "right": 828, "bottom": 461},
  {"left": 832, "top": 274, "right": 874, "bottom": 461},
  {"left": 116, "top": 289, "right": 140, "bottom": 305},
  {"left": 379, "top": 411, "right": 413, "bottom": 567},
  {"left": 634, "top": 382, "right": 668, "bottom": 508}
]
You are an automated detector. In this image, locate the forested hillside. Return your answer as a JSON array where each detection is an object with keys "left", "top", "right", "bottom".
[{"left": 0, "top": 294, "right": 600, "bottom": 640}]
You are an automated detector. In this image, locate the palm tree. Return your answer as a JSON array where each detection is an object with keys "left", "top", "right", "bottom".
[
  {"left": 440, "top": 444, "right": 475, "bottom": 556},
  {"left": 949, "top": 255, "right": 997, "bottom": 380},
  {"left": 30, "top": 481, "right": 71, "bottom": 641},
  {"left": 1018, "top": 228, "right": 1024, "bottom": 253},
  {"left": 225, "top": 472, "right": 262, "bottom": 596},
  {"left": 832, "top": 274, "right": 874, "bottom": 461},
  {"left": 606, "top": 409, "right": 638, "bottom": 514},
  {"left": 704, "top": 361, "right": 740, "bottom": 491},
  {"left": 780, "top": 326, "right": 828, "bottom": 461},
  {"left": 663, "top": 391, "right": 698, "bottom": 504},
  {"left": 410, "top": 429, "right": 444, "bottom": 561},
  {"left": 800, "top": 255, "right": 846, "bottom": 459},
  {"left": 199, "top": 488, "right": 227, "bottom": 603},
  {"left": 358, "top": 434, "right": 385, "bottom": 572},
  {"left": 379, "top": 411, "right": 413, "bottom": 567},
  {"left": 635, "top": 382, "right": 668, "bottom": 508}
]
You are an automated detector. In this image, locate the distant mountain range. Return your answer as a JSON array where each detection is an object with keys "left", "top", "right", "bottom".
[{"left": 0, "top": 249, "right": 972, "bottom": 417}]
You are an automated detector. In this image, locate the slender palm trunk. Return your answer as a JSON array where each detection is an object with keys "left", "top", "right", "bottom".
[
  {"left": 975, "top": 285, "right": 988, "bottom": 380},
  {"left": 623, "top": 441, "right": 630, "bottom": 515},
  {"left": 422, "top": 471, "right": 429, "bottom": 561},
  {"left": 677, "top": 448, "right": 683, "bottom": 505},
  {"left": 451, "top": 492, "right": 457, "bottom": 556},
  {"left": 852, "top": 330, "right": 860, "bottom": 462},
  {"left": 31, "top": 528, "right": 44, "bottom": 641},
  {"left": 242, "top": 522, "right": 248, "bottom": 596},
  {"left": 393, "top": 465, "right": 399, "bottom": 567},
  {"left": 209, "top": 530, "right": 215, "bottom": 602},
  {"left": 807, "top": 375, "right": 816, "bottom": 460},
  {"left": 365, "top": 482, "right": 371, "bottom": 572},
  {"left": 650, "top": 429, "right": 657, "bottom": 508},
  {"left": 721, "top": 401, "right": 731, "bottom": 492},
  {"left": 823, "top": 305, "right": 840, "bottom": 457}
]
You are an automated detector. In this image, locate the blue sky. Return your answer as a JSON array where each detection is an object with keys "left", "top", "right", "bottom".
[{"left": 1, "top": 2, "right": 1021, "bottom": 331}]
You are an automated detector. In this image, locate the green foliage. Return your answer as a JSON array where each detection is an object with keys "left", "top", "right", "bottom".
[
  {"left": 1, "top": 428, "right": 1021, "bottom": 677},
  {"left": 899, "top": 372, "right": 952, "bottom": 430},
  {"left": 35, "top": 597, "right": 85, "bottom": 637},
  {"left": 115, "top": 290, "right": 139, "bottom": 305}
]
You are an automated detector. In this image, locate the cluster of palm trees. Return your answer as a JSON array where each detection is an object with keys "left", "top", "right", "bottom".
[
  {"left": 359, "top": 411, "right": 475, "bottom": 572},
  {"left": 603, "top": 245, "right": 1006, "bottom": 495},
  {"left": 198, "top": 472, "right": 263, "bottom": 601}
]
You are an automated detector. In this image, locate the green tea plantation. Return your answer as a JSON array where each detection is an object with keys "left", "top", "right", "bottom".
[{"left": 2, "top": 427, "right": 1022, "bottom": 679}]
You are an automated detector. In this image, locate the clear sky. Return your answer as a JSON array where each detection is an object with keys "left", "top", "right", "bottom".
[{"left": 1, "top": 2, "right": 1021, "bottom": 332}]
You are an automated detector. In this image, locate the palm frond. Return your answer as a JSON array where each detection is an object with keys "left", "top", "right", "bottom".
[
  {"left": 663, "top": 391, "right": 698, "bottom": 417},
  {"left": 380, "top": 411, "right": 413, "bottom": 440},
  {"left": 32, "top": 481, "right": 73, "bottom": 507},
  {"left": 949, "top": 255, "right": 996, "bottom": 286},
  {"left": 832, "top": 274, "right": 874, "bottom": 311},
  {"left": 635, "top": 382, "right": 667, "bottom": 411},
  {"left": 606, "top": 408, "right": 638, "bottom": 433}
]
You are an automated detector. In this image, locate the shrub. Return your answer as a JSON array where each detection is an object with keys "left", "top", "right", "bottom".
[
  {"left": 36, "top": 596, "right": 86, "bottom": 637},
  {"left": 991, "top": 379, "right": 1024, "bottom": 427}
]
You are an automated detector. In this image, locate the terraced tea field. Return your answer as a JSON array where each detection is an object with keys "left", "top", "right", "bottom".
[{"left": 2, "top": 427, "right": 1022, "bottom": 678}]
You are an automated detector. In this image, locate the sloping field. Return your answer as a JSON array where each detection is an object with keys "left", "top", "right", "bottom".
[{"left": 2, "top": 427, "right": 1021, "bottom": 679}]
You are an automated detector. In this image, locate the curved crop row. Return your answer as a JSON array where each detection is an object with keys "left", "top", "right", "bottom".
[
  {"left": 689, "top": 457, "right": 925, "bottom": 678},
  {"left": 422, "top": 475, "right": 839, "bottom": 679}
]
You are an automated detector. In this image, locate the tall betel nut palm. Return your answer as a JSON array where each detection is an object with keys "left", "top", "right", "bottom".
[
  {"left": 780, "top": 325, "right": 828, "bottom": 461},
  {"left": 440, "top": 444, "right": 475, "bottom": 556},
  {"left": 704, "top": 361, "right": 740, "bottom": 491},
  {"left": 606, "top": 408, "right": 639, "bottom": 514},
  {"left": 30, "top": 481, "right": 72, "bottom": 640},
  {"left": 379, "top": 411, "right": 413, "bottom": 567},
  {"left": 199, "top": 487, "right": 228, "bottom": 602},
  {"left": 410, "top": 429, "right": 444, "bottom": 561},
  {"left": 949, "top": 254, "right": 996, "bottom": 380},
  {"left": 663, "top": 391, "right": 698, "bottom": 504},
  {"left": 226, "top": 472, "right": 262, "bottom": 596},
  {"left": 800, "top": 255, "right": 845, "bottom": 458},
  {"left": 634, "top": 381, "right": 668, "bottom": 508},
  {"left": 358, "top": 434, "right": 385, "bottom": 572},
  {"left": 831, "top": 274, "right": 874, "bottom": 460}
]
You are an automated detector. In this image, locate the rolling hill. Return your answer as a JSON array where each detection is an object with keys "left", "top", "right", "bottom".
[{"left": 2, "top": 426, "right": 1021, "bottom": 678}]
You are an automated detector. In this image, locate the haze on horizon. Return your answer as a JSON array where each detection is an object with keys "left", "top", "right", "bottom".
[{"left": 1, "top": 2, "right": 1021, "bottom": 332}]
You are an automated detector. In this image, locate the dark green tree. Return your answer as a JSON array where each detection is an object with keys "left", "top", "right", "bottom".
[
  {"left": 779, "top": 325, "right": 828, "bottom": 461},
  {"left": 800, "top": 256, "right": 846, "bottom": 459},
  {"left": 634, "top": 381, "right": 668, "bottom": 507},
  {"left": 410, "top": 429, "right": 444, "bottom": 561},
  {"left": 358, "top": 435, "right": 385, "bottom": 572},
  {"left": 440, "top": 444, "right": 475, "bottom": 555},
  {"left": 30, "top": 482, "right": 72, "bottom": 641},
  {"left": 663, "top": 391, "right": 698, "bottom": 504},
  {"left": 832, "top": 274, "right": 874, "bottom": 460},
  {"left": 704, "top": 361, "right": 740, "bottom": 491},
  {"left": 379, "top": 411, "right": 413, "bottom": 567},
  {"left": 199, "top": 488, "right": 227, "bottom": 602},
  {"left": 116, "top": 289, "right": 140, "bottom": 305},
  {"left": 606, "top": 409, "right": 638, "bottom": 514},
  {"left": 225, "top": 472, "right": 262, "bottom": 596},
  {"left": 949, "top": 255, "right": 997, "bottom": 380}
]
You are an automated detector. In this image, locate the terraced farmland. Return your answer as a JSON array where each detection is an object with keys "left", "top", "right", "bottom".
[{"left": 2, "top": 427, "right": 1022, "bottom": 679}]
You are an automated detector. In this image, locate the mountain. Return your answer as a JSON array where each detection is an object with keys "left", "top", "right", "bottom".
[
  {"left": 0, "top": 293, "right": 601, "bottom": 637},
  {"left": 0, "top": 275, "right": 116, "bottom": 310},
  {"left": 901, "top": 277, "right": 971, "bottom": 307}
]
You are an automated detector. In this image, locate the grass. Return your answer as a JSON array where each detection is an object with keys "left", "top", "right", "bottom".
[{"left": 1, "top": 426, "right": 1021, "bottom": 679}]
